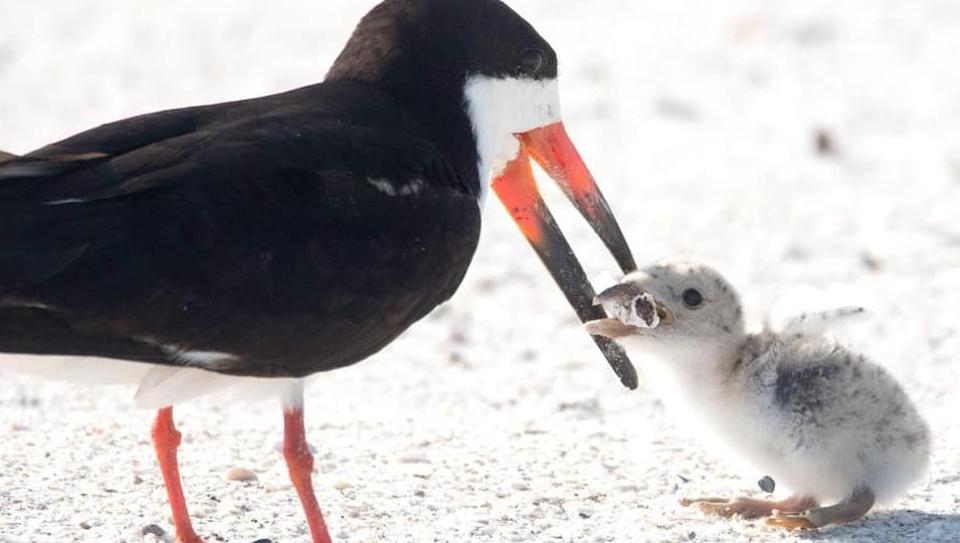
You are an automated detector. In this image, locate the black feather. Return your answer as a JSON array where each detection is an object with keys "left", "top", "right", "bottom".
[
  {"left": 0, "top": 81, "right": 482, "bottom": 377},
  {"left": 0, "top": 306, "right": 168, "bottom": 363}
]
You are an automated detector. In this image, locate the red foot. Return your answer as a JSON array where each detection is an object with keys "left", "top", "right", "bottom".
[
  {"left": 284, "top": 408, "right": 333, "bottom": 543},
  {"left": 152, "top": 407, "right": 204, "bottom": 543}
]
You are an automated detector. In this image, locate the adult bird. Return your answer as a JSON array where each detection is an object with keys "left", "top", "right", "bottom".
[{"left": 0, "top": 0, "right": 637, "bottom": 541}]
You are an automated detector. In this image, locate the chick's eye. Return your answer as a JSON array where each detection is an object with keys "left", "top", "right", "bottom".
[
  {"left": 682, "top": 288, "right": 704, "bottom": 309},
  {"left": 517, "top": 48, "right": 544, "bottom": 77}
]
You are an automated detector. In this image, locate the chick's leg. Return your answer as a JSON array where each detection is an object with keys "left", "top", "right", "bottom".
[
  {"left": 767, "top": 487, "right": 875, "bottom": 530},
  {"left": 681, "top": 495, "right": 818, "bottom": 520}
]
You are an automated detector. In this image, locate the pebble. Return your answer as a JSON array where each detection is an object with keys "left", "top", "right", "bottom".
[
  {"left": 226, "top": 467, "right": 258, "bottom": 482},
  {"left": 814, "top": 128, "right": 837, "bottom": 156},
  {"left": 141, "top": 524, "right": 165, "bottom": 537}
]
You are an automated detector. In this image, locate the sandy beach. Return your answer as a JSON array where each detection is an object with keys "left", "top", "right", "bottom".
[{"left": 1, "top": 1, "right": 958, "bottom": 541}]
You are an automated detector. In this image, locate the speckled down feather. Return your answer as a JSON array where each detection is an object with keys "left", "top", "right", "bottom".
[{"left": 597, "top": 257, "right": 929, "bottom": 511}]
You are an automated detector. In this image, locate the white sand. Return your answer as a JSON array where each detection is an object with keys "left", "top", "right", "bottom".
[{"left": 1, "top": 1, "right": 958, "bottom": 542}]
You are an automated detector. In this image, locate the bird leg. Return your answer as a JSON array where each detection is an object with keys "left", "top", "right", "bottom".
[
  {"left": 283, "top": 406, "right": 333, "bottom": 543},
  {"left": 767, "top": 487, "right": 875, "bottom": 530},
  {"left": 681, "top": 495, "right": 818, "bottom": 520},
  {"left": 152, "top": 407, "right": 203, "bottom": 543}
]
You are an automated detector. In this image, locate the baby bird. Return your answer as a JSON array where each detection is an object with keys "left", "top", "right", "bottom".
[{"left": 586, "top": 258, "right": 929, "bottom": 530}]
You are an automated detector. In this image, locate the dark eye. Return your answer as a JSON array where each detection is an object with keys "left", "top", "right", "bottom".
[
  {"left": 517, "top": 48, "right": 544, "bottom": 77},
  {"left": 682, "top": 288, "right": 704, "bottom": 309}
]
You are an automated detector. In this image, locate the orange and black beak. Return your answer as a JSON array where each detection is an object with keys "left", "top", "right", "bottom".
[{"left": 492, "top": 121, "right": 639, "bottom": 390}]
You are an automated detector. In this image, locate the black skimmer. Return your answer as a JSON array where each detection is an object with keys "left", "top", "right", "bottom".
[{"left": 0, "top": 0, "right": 637, "bottom": 541}]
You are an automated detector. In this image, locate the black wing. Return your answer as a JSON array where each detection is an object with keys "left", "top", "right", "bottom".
[{"left": 0, "top": 82, "right": 481, "bottom": 376}]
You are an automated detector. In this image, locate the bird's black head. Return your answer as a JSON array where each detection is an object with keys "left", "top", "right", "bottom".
[
  {"left": 327, "top": 0, "right": 561, "bottom": 194},
  {"left": 328, "top": 0, "right": 558, "bottom": 86},
  {"left": 328, "top": 0, "right": 639, "bottom": 389}
]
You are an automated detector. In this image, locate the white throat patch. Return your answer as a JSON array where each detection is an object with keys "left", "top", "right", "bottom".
[{"left": 463, "top": 76, "right": 561, "bottom": 203}]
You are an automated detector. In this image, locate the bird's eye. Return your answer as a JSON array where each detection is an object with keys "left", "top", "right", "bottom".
[
  {"left": 682, "top": 288, "right": 704, "bottom": 309},
  {"left": 517, "top": 48, "right": 544, "bottom": 77}
]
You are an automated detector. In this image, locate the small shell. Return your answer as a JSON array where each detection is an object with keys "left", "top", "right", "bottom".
[{"left": 226, "top": 467, "right": 258, "bottom": 482}]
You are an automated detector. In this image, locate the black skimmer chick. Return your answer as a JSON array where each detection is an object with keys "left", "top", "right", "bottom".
[
  {"left": 586, "top": 258, "right": 929, "bottom": 530},
  {"left": 0, "top": 1, "right": 639, "bottom": 541}
]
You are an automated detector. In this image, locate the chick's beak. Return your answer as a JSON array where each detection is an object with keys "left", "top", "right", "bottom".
[
  {"left": 583, "top": 319, "right": 640, "bottom": 338},
  {"left": 656, "top": 303, "right": 674, "bottom": 325},
  {"left": 493, "top": 121, "right": 638, "bottom": 390}
]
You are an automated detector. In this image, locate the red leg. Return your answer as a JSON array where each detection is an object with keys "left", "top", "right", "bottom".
[
  {"left": 152, "top": 407, "right": 203, "bottom": 543},
  {"left": 284, "top": 408, "right": 333, "bottom": 543}
]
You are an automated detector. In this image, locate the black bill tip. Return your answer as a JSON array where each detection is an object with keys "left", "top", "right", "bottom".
[{"left": 594, "top": 336, "right": 639, "bottom": 389}]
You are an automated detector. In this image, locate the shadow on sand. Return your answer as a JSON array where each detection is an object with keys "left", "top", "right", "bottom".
[{"left": 799, "top": 510, "right": 960, "bottom": 542}]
